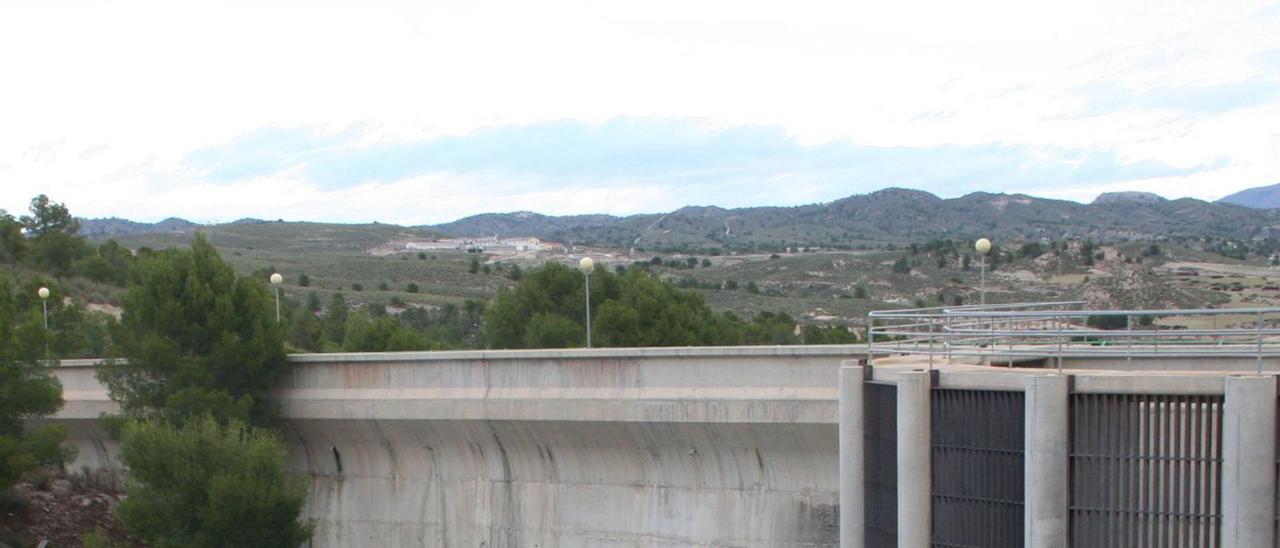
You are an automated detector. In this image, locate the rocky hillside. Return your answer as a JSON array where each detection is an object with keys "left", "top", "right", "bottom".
[
  {"left": 78, "top": 217, "right": 198, "bottom": 238},
  {"left": 429, "top": 188, "right": 1280, "bottom": 250}
]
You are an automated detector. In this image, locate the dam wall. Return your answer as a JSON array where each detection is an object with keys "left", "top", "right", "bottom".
[{"left": 49, "top": 346, "right": 862, "bottom": 547}]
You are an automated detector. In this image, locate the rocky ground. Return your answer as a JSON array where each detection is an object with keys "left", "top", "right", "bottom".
[{"left": 0, "top": 476, "right": 136, "bottom": 547}]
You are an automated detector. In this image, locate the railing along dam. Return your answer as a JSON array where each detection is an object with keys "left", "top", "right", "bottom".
[{"left": 48, "top": 346, "right": 861, "bottom": 547}]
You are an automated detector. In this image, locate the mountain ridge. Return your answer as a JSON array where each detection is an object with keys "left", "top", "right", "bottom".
[
  {"left": 1218, "top": 182, "right": 1280, "bottom": 209},
  {"left": 428, "top": 188, "right": 1280, "bottom": 249},
  {"left": 80, "top": 187, "right": 1280, "bottom": 249}
]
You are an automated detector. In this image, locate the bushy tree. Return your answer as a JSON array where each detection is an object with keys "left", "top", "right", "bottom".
[
  {"left": 20, "top": 195, "right": 87, "bottom": 280},
  {"left": 592, "top": 270, "right": 740, "bottom": 347},
  {"left": 739, "top": 311, "right": 800, "bottom": 345},
  {"left": 483, "top": 263, "right": 739, "bottom": 348},
  {"left": 343, "top": 309, "right": 433, "bottom": 351},
  {"left": 116, "top": 416, "right": 312, "bottom": 548},
  {"left": 286, "top": 305, "right": 323, "bottom": 353},
  {"left": 801, "top": 324, "right": 859, "bottom": 344},
  {"left": 0, "top": 278, "right": 66, "bottom": 490},
  {"left": 323, "top": 293, "right": 348, "bottom": 345},
  {"left": 97, "top": 235, "right": 286, "bottom": 425},
  {"left": 0, "top": 211, "right": 26, "bottom": 271},
  {"left": 79, "top": 239, "right": 136, "bottom": 286},
  {"left": 13, "top": 277, "right": 111, "bottom": 359}
]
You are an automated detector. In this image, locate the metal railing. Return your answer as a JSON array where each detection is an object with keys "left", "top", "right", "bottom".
[{"left": 866, "top": 301, "right": 1280, "bottom": 372}]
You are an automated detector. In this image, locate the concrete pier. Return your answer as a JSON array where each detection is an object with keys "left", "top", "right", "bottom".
[
  {"left": 1222, "top": 375, "right": 1277, "bottom": 548},
  {"left": 895, "top": 371, "right": 931, "bottom": 548},
  {"left": 1024, "top": 375, "right": 1068, "bottom": 547},
  {"left": 838, "top": 362, "right": 864, "bottom": 548}
]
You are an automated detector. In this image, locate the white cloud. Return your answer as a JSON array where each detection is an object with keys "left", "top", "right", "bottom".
[{"left": 0, "top": 0, "right": 1277, "bottom": 222}]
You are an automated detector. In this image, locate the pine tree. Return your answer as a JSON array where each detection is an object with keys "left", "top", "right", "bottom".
[{"left": 97, "top": 234, "right": 287, "bottom": 425}]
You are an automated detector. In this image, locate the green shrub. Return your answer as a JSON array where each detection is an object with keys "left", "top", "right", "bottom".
[{"left": 117, "top": 416, "right": 312, "bottom": 548}]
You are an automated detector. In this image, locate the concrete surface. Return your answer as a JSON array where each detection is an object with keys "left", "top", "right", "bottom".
[
  {"left": 1221, "top": 375, "right": 1276, "bottom": 548},
  {"left": 837, "top": 363, "right": 864, "bottom": 548},
  {"left": 50, "top": 346, "right": 861, "bottom": 547},
  {"left": 1024, "top": 375, "right": 1067, "bottom": 548}
]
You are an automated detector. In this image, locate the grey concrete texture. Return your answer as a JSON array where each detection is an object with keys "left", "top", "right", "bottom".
[
  {"left": 837, "top": 363, "right": 864, "bottom": 548},
  {"left": 1024, "top": 375, "right": 1068, "bottom": 548},
  {"left": 49, "top": 347, "right": 860, "bottom": 547},
  {"left": 1221, "top": 375, "right": 1277, "bottom": 548},
  {"left": 895, "top": 371, "right": 931, "bottom": 548}
]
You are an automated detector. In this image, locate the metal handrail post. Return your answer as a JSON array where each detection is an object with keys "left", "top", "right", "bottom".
[
  {"left": 928, "top": 319, "right": 935, "bottom": 371},
  {"left": 945, "top": 314, "right": 952, "bottom": 362},
  {"left": 1153, "top": 315, "right": 1159, "bottom": 355},
  {"left": 1257, "top": 310, "right": 1264, "bottom": 374},
  {"left": 1056, "top": 315, "right": 1064, "bottom": 373},
  {"left": 1126, "top": 314, "right": 1132, "bottom": 365},
  {"left": 866, "top": 316, "right": 874, "bottom": 365}
]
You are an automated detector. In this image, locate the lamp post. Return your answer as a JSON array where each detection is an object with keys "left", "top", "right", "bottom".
[
  {"left": 975, "top": 238, "right": 992, "bottom": 305},
  {"left": 270, "top": 273, "right": 283, "bottom": 323},
  {"left": 38, "top": 286, "right": 50, "bottom": 360},
  {"left": 578, "top": 257, "right": 594, "bottom": 348},
  {"left": 37, "top": 286, "right": 50, "bottom": 329}
]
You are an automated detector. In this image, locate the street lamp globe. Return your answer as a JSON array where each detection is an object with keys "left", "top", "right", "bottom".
[
  {"left": 975, "top": 238, "right": 992, "bottom": 255},
  {"left": 578, "top": 257, "right": 595, "bottom": 275},
  {"left": 270, "top": 273, "right": 284, "bottom": 285},
  {"left": 37, "top": 287, "right": 50, "bottom": 300}
]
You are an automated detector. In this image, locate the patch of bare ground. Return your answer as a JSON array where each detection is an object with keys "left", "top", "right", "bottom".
[{"left": 0, "top": 473, "right": 137, "bottom": 548}]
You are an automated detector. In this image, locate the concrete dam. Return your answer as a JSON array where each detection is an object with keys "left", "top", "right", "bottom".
[
  {"left": 50, "top": 346, "right": 855, "bottom": 547},
  {"left": 50, "top": 301, "right": 1280, "bottom": 548}
]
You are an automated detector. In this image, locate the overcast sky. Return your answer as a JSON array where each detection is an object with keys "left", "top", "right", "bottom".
[{"left": 1, "top": 0, "right": 1278, "bottom": 224}]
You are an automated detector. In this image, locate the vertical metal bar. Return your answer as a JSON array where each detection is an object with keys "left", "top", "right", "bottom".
[
  {"left": 1152, "top": 394, "right": 1162, "bottom": 542},
  {"left": 928, "top": 318, "right": 934, "bottom": 371},
  {"left": 1191, "top": 397, "right": 1202, "bottom": 548},
  {"left": 1154, "top": 314, "right": 1159, "bottom": 356},
  {"left": 1174, "top": 399, "right": 1184, "bottom": 547},
  {"left": 1256, "top": 310, "right": 1263, "bottom": 374},
  {"left": 1160, "top": 397, "right": 1170, "bottom": 547},
  {"left": 980, "top": 256, "right": 986, "bottom": 306},
  {"left": 866, "top": 316, "right": 874, "bottom": 365},
  {"left": 584, "top": 272, "right": 592, "bottom": 348},
  {"left": 1127, "top": 314, "right": 1133, "bottom": 366},
  {"left": 1008, "top": 316, "right": 1015, "bottom": 367},
  {"left": 945, "top": 313, "right": 952, "bottom": 362},
  {"left": 1057, "top": 315, "right": 1064, "bottom": 373}
]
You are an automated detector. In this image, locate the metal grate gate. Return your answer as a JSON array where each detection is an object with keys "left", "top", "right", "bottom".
[
  {"left": 1070, "top": 394, "right": 1224, "bottom": 547},
  {"left": 930, "top": 389, "right": 1025, "bottom": 547},
  {"left": 865, "top": 381, "right": 898, "bottom": 548}
]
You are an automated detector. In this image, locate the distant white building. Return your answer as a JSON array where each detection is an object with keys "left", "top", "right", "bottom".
[{"left": 404, "top": 236, "right": 547, "bottom": 253}]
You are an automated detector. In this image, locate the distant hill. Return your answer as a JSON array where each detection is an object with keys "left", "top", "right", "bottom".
[
  {"left": 108, "top": 221, "right": 445, "bottom": 255},
  {"left": 79, "top": 217, "right": 199, "bottom": 238},
  {"left": 428, "top": 188, "right": 1280, "bottom": 250},
  {"left": 1092, "top": 191, "right": 1164, "bottom": 205},
  {"left": 428, "top": 211, "right": 629, "bottom": 240},
  {"left": 1218, "top": 183, "right": 1280, "bottom": 209},
  {"left": 85, "top": 187, "right": 1280, "bottom": 253}
]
